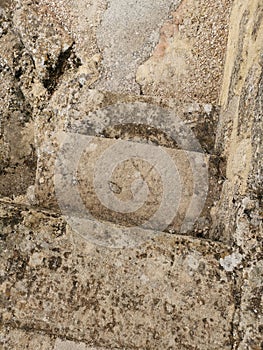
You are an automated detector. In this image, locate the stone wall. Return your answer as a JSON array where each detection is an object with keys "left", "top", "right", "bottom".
[
  {"left": 212, "top": 0, "right": 263, "bottom": 348},
  {"left": 0, "top": 0, "right": 262, "bottom": 349}
]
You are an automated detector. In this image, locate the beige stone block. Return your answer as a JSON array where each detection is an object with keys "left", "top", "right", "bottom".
[
  {"left": 0, "top": 202, "right": 235, "bottom": 349},
  {"left": 54, "top": 135, "right": 211, "bottom": 242},
  {"left": 32, "top": 93, "right": 223, "bottom": 240}
]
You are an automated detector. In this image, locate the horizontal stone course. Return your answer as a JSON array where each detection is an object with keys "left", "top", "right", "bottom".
[{"left": 0, "top": 201, "right": 235, "bottom": 349}]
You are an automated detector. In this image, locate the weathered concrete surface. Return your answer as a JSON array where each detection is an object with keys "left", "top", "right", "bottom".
[{"left": 0, "top": 202, "right": 235, "bottom": 349}]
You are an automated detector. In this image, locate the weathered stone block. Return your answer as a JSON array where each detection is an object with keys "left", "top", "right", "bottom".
[
  {"left": 32, "top": 96, "right": 223, "bottom": 240},
  {"left": 0, "top": 202, "right": 235, "bottom": 349},
  {"left": 0, "top": 327, "right": 55, "bottom": 350}
]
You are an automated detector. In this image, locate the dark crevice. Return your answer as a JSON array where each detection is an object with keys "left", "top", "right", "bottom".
[{"left": 42, "top": 44, "right": 82, "bottom": 95}]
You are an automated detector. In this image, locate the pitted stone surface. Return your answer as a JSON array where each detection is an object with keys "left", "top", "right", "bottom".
[
  {"left": 0, "top": 0, "right": 262, "bottom": 348},
  {"left": 0, "top": 327, "right": 55, "bottom": 350},
  {"left": 37, "top": 0, "right": 232, "bottom": 103},
  {"left": 136, "top": 0, "right": 233, "bottom": 103},
  {"left": 211, "top": 0, "right": 263, "bottom": 348},
  {"left": 0, "top": 202, "right": 235, "bottom": 349},
  {"left": 0, "top": 327, "right": 113, "bottom": 350},
  {"left": 54, "top": 339, "right": 115, "bottom": 350},
  {"left": 38, "top": 0, "right": 108, "bottom": 64},
  {"left": 0, "top": 56, "right": 36, "bottom": 198}
]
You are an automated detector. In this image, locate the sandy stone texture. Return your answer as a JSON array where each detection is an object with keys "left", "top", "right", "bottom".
[
  {"left": 211, "top": 0, "right": 263, "bottom": 348},
  {"left": 0, "top": 202, "right": 235, "bottom": 349},
  {"left": 0, "top": 327, "right": 112, "bottom": 349},
  {"left": 33, "top": 97, "right": 222, "bottom": 240},
  {"left": 0, "top": 0, "right": 262, "bottom": 349},
  {"left": 136, "top": 0, "right": 233, "bottom": 104},
  {"left": 38, "top": 0, "right": 233, "bottom": 103},
  {"left": 0, "top": 36, "right": 36, "bottom": 197},
  {"left": 0, "top": 327, "right": 55, "bottom": 349}
]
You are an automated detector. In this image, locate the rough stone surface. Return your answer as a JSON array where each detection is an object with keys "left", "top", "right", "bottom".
[
  {"left": 94, "top": 0, "right": 180, "bottom": 93},
  {"left": 211, "top": 0, "right": 263, "bottom": 348},
  {"left": 37, "top": 0, "right": 232, "bottom": 103},
  {"left": 0, "top": 327, "right": 55, "bottom": 349},
  {"left": 0, "top": 51, "right": 36, "bottom": 197},
  {"left": 136, "top": 0, "right": 233, "bottom": 104},
  {"left": 0, "top": 326, "right": 111, "bottom": 349},
  {"left": 0, "top": 202, "right": 235, "bottom": 349},
  {"left": 0, "top": 0, "right": 262, "bottom": 349},
  {"left": 34, "top": 105, "right": 221, "bottom": 240},
  {"left": 38, "top": 0, "right": 108, "bottom": 65}
]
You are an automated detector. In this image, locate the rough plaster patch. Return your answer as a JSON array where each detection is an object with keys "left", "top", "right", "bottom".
[{"left": 95, "top": 0, "right": 181, "bottom": 93}]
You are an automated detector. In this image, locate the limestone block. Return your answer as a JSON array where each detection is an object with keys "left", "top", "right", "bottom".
[
  {"left": 32, "top": 94, "right": 223, "bottom": 240},
  {"left": 212, "top": 0, "right": 263, "bottom": 245},
  {"left": 236, "top": 260, "right": 263, "bottom": 350},
  {"left": 212, "top": 1, "right": 263, "bottom": 348},
  {"left": 0, "top": 202, "right": 235, "bottom": 349}
]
